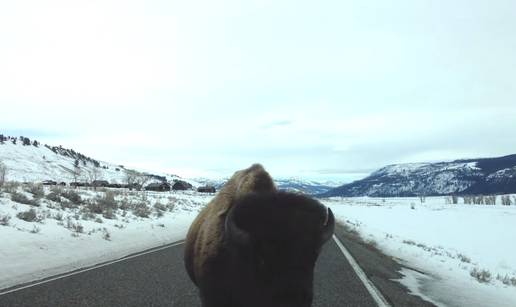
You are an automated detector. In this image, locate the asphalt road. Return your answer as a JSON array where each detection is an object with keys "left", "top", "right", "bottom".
[{"left": 0, "top": 238, "right": 383, "bottom": 307}]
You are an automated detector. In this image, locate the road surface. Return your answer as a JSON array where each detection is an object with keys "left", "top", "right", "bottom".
[{"left": 0, "top": 233, "right": 433, "bottom": 307}]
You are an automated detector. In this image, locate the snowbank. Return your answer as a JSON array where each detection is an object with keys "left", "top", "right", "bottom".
[
  {"left": 324, "top": 196, "right": 516, "bottom": 307},
  {"left": 0, "top": 187, "right": 211, "bottom": 290}
]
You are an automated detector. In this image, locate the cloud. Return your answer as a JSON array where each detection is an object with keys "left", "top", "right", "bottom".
[
  {"left": 0, "top": 129, "right": 69, "bottom": 140},
  {"left": 261, "top": 120, "right": 293, "bottom": 129},
  {"left": 1, "top": 0, "right": 515, "bottom": 180}
]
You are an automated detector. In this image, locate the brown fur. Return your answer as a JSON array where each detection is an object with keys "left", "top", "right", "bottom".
[{"left": 184, "top": 164, "right": 275, "bottom": 285}]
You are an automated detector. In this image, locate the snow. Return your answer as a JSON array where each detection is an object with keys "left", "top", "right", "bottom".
[
  {"left": 2, "top": 173, "right": 515, "bottom": 307},
  {"left": 377, "top": 162, "right": 479, "bottom": 178},
  {"left": 0, "top": 186, "right": 212, "bottom": 290},
  {"left": 374, "top": 163, "right": 431, "bottom": 176},
  {"left": 323, "top": 196, "right": 516, "bottom": 307},
  {"left": 0, "top": 141, "right": 125, "bottom": 183},
  {"left": 0, "top": 141, "right": 197, "bottom": 186}
]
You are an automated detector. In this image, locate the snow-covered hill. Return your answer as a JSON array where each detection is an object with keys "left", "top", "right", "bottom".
[
  {"left": 0, "top": 135, "right": 195, "bottom": 186},
  {"left": 194, "top": 177, "right": 341, "bottom": 195},
  {"left": 321, "top": 154, "right": 516, "bottom": 197}
]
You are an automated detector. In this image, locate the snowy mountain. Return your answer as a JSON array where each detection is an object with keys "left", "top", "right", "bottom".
[
  {"left": 194, "top": 177, "right": 341, "bottom": 195},
  {"left": 321, "top": 154, "right": 516, "bottom": 197},
  {"left": 0, "top": 135, "right": 195, "bottom": 186},
  {"left": 274, "top": 177, "right": 341, "bottom": 194}
]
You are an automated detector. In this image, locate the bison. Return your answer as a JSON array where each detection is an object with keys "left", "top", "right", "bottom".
[{"left": 184, "top": 164, "right": 335, "bottom": 307}]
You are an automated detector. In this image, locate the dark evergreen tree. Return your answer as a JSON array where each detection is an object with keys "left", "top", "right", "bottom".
[{"left": 22, "top": 137, "right": 31, "bottom": 146}]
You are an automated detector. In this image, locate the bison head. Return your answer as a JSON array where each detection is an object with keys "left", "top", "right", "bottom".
[{"left": 224, "top": 191, "right": 334, "bottom": 307}]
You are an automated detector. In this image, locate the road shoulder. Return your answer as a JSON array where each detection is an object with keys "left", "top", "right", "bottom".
[{"left": 334, "top": 222, "right": 436, "bottom": 307}]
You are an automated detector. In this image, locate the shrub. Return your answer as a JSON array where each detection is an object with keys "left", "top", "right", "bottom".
[
  {"left": 403, "top": 240, "right": 416, "bottom": 246},
  {"left": 0, "top": 214, "right": 11, "bottom": 226},
  {"left": 66, "top": 217, "right": 84, "bottom": 234},
  {"left": 445, "top": 196, "right": 459, "bottom": 205},
  {"left": 451, "top": 195, "right": 458, "bottom": 204},
  {"left": 154, "top": 201, "right": 167, "bottom": 217},
  {"left": 102, "top": 228, "right": 111, "bottom": 241},
  {"left": 60, "top": 200, "right": 77, "bottom": 210},
  {"left": 96, "top": 191, "right": 118, "bottom": 210},
  {"left": 17, "top": 208, "right": 42, "bottom": 222},
  {"left": 133, "top": 202, "right": 151, "bottom": 218},
  {"left": 50, "top": 186, "right": 63, "bottom": 194},
  {"left": 167, "top": 201, "right": 176, "bottom": 212},
  {"left": 26, "top": 184, "right": 44, "bottom": 198},
  {"left": 463, "top": 196, "right": 473, "bottom": 205},
  {"left": 61, "top": 190, "right": 82, "bottom": 204},
  {"left": 474, "top": 196, "right": 484, "bottom": 205},
  {"left": 87, "top": 192, "right": 119, "bottom": 216},
  {"left": 11, "top": 192, "right": 40, "bottom": 206},
  {"left": 81, "top": 211, "right": 96, "bottom": 221},
  {"left": 497, "top": 274, "right": 516, "bottom": 286},
  {"left": 53, "top": 212, "right": 63, "bottom": 221},
  {"left": 102, "top": 208, "right": 116, "bottom": 219},
  {"left": 154, "top": 201, "right": 167, "bottom": 212},
  {"left": 457, "top": 253, "right": 471, "bottom": 263},
  {"left": 30, "top": 225, "right": 41, "bottom": 234},
  {"left": 484, "top": 195, "right": 497, "bottom": 205},
  {"left": 0, "top": 162, "right": 8, "bottom": 187},
  {"left": 470, "top": 268, "right": 492, "bottom": 283},
  {"left": 501, "top": 195, "right": 512, "bottom": 206},
  {"left": 87, "top": 200, "right": 103, "bottom": 214},
  {"left": 155, "top": 209, "right": 164, "bottom": 218},
  {"left": 119, "top": 200, "right": 133, "bottom": 211},
  {"left": 46, "top": 191, "right": 61, "bottom": 203}
]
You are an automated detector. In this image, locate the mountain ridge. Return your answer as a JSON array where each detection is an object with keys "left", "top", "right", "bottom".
[
  {"left": 192, "top": 177, "right": 340, "bottom": 195},
  {"left": 321, "top": 154, "right": 516, "bottom": 197}
]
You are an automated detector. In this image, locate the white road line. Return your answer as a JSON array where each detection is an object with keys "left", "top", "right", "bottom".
[
  {"left": 332, "top": 235, "right": 391, "bottom": 307},
  {"left": 0, "top": 240, "right": 185, "bottom": 297}
]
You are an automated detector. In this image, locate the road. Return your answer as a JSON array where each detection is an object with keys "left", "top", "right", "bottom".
[{"left": 0, "top": 233, "right": 432, "bottom": 307}]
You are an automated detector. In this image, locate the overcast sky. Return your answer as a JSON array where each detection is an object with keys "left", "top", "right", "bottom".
[{"left": 1, "top": 0, "right": 515, "bottom": 182}]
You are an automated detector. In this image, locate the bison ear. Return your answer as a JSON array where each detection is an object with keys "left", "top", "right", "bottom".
[
  {"left": 225, "top": 209, "right": 251, "bottom": 246},
  {"left": 320, "top": 207, "right": 335, "bottom": 243}
]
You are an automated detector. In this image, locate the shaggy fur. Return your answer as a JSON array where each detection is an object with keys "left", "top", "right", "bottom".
[
  {"left": 184, "top": 164, "right": 333, "bottom": 307},
  {"left": 184, "top": 164, "right": 275, "bottom": 284}
]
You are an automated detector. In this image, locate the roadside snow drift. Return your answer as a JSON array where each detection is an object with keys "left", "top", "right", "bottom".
[{"left": 324, "top": 196, "right": 516, "bottom": 307}]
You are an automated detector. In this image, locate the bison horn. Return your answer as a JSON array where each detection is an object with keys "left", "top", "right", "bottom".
[
  {"left": 320, "top": 207, "right": 335, "bottom": 243},
  {"left": 225, "top": 209, "right": 250, "bottom": 246}
]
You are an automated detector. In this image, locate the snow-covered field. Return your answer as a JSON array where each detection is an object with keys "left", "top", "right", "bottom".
[
  {"left": 323, "top": 196, "right": 516, "bottom": 307},
  {"left": 0, "top": 184, "right": 211, "bottom": 290},
  {"left": 2, "top": 183, "right": 515, "bottom": 307}
]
